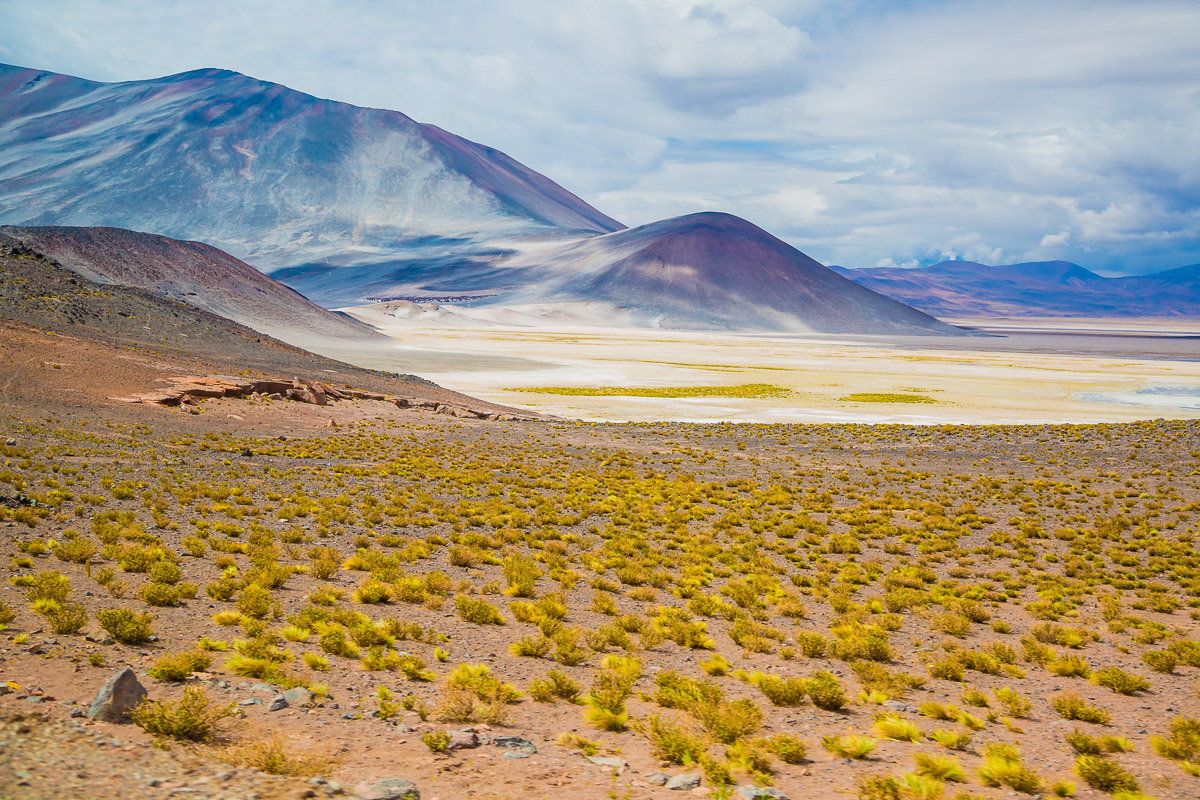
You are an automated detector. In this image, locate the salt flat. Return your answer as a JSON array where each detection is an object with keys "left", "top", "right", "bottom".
[{"left": 327, "top": 310, "right": 1200, "bottom": 424}]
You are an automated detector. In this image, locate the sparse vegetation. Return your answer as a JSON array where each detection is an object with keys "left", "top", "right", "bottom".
[
  {"left": 132, "top": 686, "right": 235, "bottom": 742},
  {"left": 4, "top": 371, "right": 1197, "bottom": 800}
]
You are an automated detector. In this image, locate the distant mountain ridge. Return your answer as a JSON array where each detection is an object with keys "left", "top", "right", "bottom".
[
  {"left": 0, "top": 225, "right": 382, "bottom": 346},
  {"left": 0, "top": 63, "right": 622, "bottom": 272},
  {"left": 336, "top": 213, "right": 961, "bottom": 335},
  {"left": 834, "top": 260, "right": 1200, "bottom": 317}
]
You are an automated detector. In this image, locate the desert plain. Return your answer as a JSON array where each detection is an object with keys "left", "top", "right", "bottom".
[{"left": 332, "top": 310, "right": 1200, "bottom": 425}]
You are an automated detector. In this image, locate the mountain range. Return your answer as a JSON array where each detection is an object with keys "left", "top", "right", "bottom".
[
  {"left": 3, "top": 62, "right": 1194, "bottom": 333},
  {"left": 834, "top": 261, "right": 1200, "bottom": 318}
]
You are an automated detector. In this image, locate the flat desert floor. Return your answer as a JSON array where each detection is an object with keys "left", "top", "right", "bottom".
[{"left": 332, "top": 312, "right": 1200, "bottom": 425}]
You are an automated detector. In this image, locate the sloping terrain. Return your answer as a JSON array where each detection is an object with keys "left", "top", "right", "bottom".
[
  {"left": 0, "top": 234, "right": 526, "bottom": 419},
  {"left": 0, "top": 63, "right": 622, "bottom": 272},
  {"left": 340, "top": 213, "right": 963, "bottom": 335},
  {"left": 1, "top": 225, "right": 382, "bottom": 346},
  {"left": 835, "top": 260, "right": 1200, "bottom": 317}
]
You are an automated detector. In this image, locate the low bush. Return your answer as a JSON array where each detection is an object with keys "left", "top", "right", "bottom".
[
  {"left": 1074, "top": 755, "right": 1139, "bottom": 794},
  {"left": 1151, "top": 716, "right": 1200, "bottom": 762},
  {"left": 764, "top": 733, "right": 806, "bottom": 764},
  {"left": 221, "top": 734, "right": 335, "bottom": 776},
  {"left": 1092, "top": 666, "right": 1150, "bottom": 695},
  {"left": 806, "top": 671, "right": 848, "bottom": 711},
  {"left": 977, "top": 743, "right": 1042, "bottom": 794},
  {"left": 822, "top": 734, "right": 877, "bottom": 759},
  {"left": 96, "top": 607, "right": 154, "bottom": 644},
  {"left": 640, "top": 713, "right": 706, "bottom": 765},
  {"left": 149, "top": 651, "right": 212, "bottom": 681},
  {"left": 454, "top": 595, "right": 505, "bottom": 625},
  {"left": 45, "top": 602, "right": 88, "bottom": 634},
  {"left": 873, "top": 714, "right": 921, "bottom": 742},
  {"left": 132, "top": 686, "right": 234, "bottom": 742},
  {"left": 755, "top": 673, "right": 808, "bottom": 706},
  {"left": 1052, "top": 693, "right": 1111, "bottom": 724}
]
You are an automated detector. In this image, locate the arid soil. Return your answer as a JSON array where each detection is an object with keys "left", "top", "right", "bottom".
[{"left": 3, "top": 249, "right": 1200, "bottom": 800}]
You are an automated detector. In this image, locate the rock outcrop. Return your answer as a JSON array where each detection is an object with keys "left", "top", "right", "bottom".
[
  {"left": 86, "top": 667, "right": 147, "bottom": 723},
  {"left": 115, "top": 375, "right": 533, "bottom": 421}
]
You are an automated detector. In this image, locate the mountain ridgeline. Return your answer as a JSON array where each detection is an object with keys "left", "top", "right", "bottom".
[
  {"left": 834, "top": 261, "right": 1200, "bottom": 317},
  {"left": 0, "top": 63, "right": 621, "bottom": 272},
  {"left": 1, "top": 62, "right": 962, "bottom": 335}
]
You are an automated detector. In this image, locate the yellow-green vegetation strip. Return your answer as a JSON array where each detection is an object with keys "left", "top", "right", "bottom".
[
  {"left": 505, "top": 383, "right": 794, "bottom": 399},
  {"left": 838, "top": 392, "right": 937, "bottom": 404}
]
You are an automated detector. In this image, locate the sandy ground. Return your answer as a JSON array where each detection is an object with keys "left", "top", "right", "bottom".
[{"left": 326, "top": 312, "right": 1200, "bottom": 425}]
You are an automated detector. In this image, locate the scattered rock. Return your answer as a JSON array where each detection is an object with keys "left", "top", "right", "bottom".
[
  {"left": 87, "top": 667, "right": 147, "bottom": 723},
  {"left": 491, "top": 736, "right": 537, "bottom": 754},
  {"left": 355, "top": 777, "right": 420, "bottom": 800},
  {"left": 281, "top": 687, "right": 314, "bottom": 706},
  {"left": 447, "top": 730, "right": 480, "bottom": 750},
  {"left": 586, "top": 756, "right": 628, "bottom": 770},
  {"left": 881, "top": 700, "right": 918, "bottom": 713},
  {"left": 268, "top": 695, "right": 289, "bottom": 712},
  {"left": 736, "top": 787, "right": 789, "bottom": 800},
  {"left": 648, "top": 772, "right": 670, "bottom": 786},
  {"left": 665, "top": 773, "right": 702, "bottom": 791}
]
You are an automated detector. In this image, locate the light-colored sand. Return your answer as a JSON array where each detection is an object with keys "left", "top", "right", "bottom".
[{"left": 322, "top": 312, "right": 1200, "bottom": 424}]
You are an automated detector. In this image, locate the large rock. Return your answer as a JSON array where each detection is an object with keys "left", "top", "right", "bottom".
[
  {"left": 86, "top": 667, "right": 147, "bottom": 723},
  {"left": 267, "top": 686, "right": 312, "bottom": 711},
  {"left": 736, "top": 787, "right": 789, "bottom": 800},
  {"left": 447, "top": 730, "right": 480, "bottom": 750},
  {"left": 355, "top": 777, "right": 420, "bottom": 800},
  {"left": 666, "top": 773, "right": 702, "bottom": 791},
  {"left": 491, "top": 736, "right": 537, "bottom": 754}
]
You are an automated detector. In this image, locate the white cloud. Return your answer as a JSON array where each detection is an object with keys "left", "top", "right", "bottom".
[{"left": 1, "top": 0, "right": 1198, "bottom": 273}]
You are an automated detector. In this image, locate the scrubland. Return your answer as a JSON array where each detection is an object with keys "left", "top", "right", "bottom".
[{"left": 3, "top": 406, "right": 1200, "bottom": 799}]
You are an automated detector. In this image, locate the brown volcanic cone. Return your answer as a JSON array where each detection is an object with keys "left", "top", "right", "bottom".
[{"left": 500, "top": 212, "right": 962, "bottom": 334}]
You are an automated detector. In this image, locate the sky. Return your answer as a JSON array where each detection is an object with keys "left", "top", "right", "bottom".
[{"left": 2, "top": 0, "right": 1198, "bottom": 274}]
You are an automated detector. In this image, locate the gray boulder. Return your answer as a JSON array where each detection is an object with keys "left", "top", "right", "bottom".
[
  {"left": 736, "top": 787, "right": 790, "bottom": 800},
  {"left": 447, "top": 730, "right": 480, "bottom": 750},
  {"left": 87, "top": 667, "right": 146, "bottom": 723},
  {"left": 491, "top": 736, "right": 537, "bottom": 754},
  {"left": 666, "top": 773, "right": 702, "bottom": 791},
  {"left": 355, "top": 777, "right": 420, "bottom": 800}
]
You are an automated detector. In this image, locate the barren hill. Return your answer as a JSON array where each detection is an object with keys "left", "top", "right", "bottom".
[
  {"left": 1, "top": 225, "right": 382, "bottom": 347},
  {"left": 335, "top": 213, "right": 963, "bottom": 335}
]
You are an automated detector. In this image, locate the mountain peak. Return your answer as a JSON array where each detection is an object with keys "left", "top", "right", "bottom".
[{"left": 0, "top": 64, "right": 623, "bottom": 271}]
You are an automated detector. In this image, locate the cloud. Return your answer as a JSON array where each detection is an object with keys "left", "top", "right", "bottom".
[{"left": 1, "top": 0, "right": 1198, "bottom": 274}]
